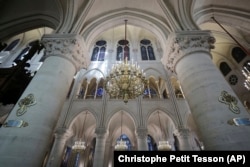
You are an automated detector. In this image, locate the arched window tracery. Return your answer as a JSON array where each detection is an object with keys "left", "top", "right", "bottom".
[
  {"left": 140, "top": 39, "right": 155, "bottom": 60},
  {"left": 91, "top": 40, "right": 107, "bottom": 61}
]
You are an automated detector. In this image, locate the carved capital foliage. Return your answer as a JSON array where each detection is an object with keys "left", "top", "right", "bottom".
[
  {"left": 95, "top": 128, "right": 107, "bottom": 138},
  {"left": 42, "top": 34, "right": 87, "bottom": 70},
  {"left": 175, "top": 128, "right": 190, "bottom": 138},
  {"left": 136, "top": 128, "right": 148, "bottom": 139},
  {"left": 54, "top": 128, "right": 73, "bottom": 139},
  {"left": 161, "top": 31, "right": 215, "bottom": 73}
]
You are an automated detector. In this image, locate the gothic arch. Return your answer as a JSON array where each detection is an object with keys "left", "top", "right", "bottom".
[
  {"left": 80, "top": 68, "right": 105, "bottom": 82},
  {"left": 144, "top": 67, "right": 164, "bottom": 79},
  {"left": 105, "top": 107, "right": 138, "bottom": 129},
  {"left": 65, "top": 107, "right": 98, "bottom": 129},
  {"left": 107, "top": 110, "right": 136, "bottom": 146},
  {"left": 0, "top": 1, "right": 60, "bottom": 39},
  {"left": 146, "top": 107, "right": 178, "bottom": 128},
  {"left": 147, "top": 110, "right": 176, "bottom": 144},
  {"left": 68, "top": 110, "right": 97, "bottom": 146},
  {"left": 81, "top": 10, "right": 170, "bottom": 51},
  {"left": 192, "top": 2, "right": 250, "bottom": 33}
]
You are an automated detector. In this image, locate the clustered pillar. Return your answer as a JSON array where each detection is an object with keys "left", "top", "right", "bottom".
[
  {"left": 46, "top": 128, "right": 73, "bottom": 167},
  {"left": 93, "top": 128, "right": 107, "bottom": 167},
  {"left": 0, "top": 34, "right": 86, "bottom": 166},
  {"left": 136, "top": 127, "right": 149, "bottom": 150},
  {"left": 162, "top": 30, "right": 250, "bottom": 150}
]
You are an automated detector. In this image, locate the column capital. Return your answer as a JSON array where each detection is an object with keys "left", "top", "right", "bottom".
[
  {"left": 161, "top": 30, "right": 215, "bottom": 73},
  {"left": 54, "top": 127, "right": 73, "bottom": 139},
  {"left": 95, "top": 127, "right": 107, "bottom": 138},
  {"left": 136, "top": 127, "right": 148, "bottom": 139},
  {"left": 42, "top": 34, "right": 88, "bottom": 71},
  {"left": 175, "top": 128, "right": 190, "bottom": 138}
]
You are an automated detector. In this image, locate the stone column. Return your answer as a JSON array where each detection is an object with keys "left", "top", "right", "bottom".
[
  {"left": 46, "top": 128, "right": 73, "bottom": 167},
  {"left": 93, "top": 128, "right": 107, "bottom": 167},
  {"left": 162, "top": 30, "right": 250, "bottom": 150},
  {"left": 0, "top": 34, "right": 86, "bottom": 166},
  {"left": 136, "top": 128, "right": 149, "bottom": 150},
  {"left": 104, "top": 138, "right": 112, "bottom": 167},
  {"left": 175, "top": 128, "right": 193, "bottom": 150}
]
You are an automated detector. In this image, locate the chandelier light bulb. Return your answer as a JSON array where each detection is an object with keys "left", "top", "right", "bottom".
[
  {"left": 72, "top": 140, "right": 86, "bottom": 152},
  {"left": 242, "top": 64, "right": 250, "bottom": 91},
  {"left": 115, "top": 139, "right": 128, "bottom": 151},
  {"left": 158, "top": 141, "right": 172, "bottom": 151},
  {"left": 104, "top": 57, "right": 147, "bottom": 103}
]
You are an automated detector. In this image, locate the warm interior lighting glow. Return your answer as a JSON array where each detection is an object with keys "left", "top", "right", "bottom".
[
  {"left": 114, "top": 139, "right": 128, "bottom": 151},
  {"left": 114, "top": 111, "right": 128, "bottom": 151},
  {"left": 157, "top": 111, "right": 172, "bottom": 151},
  {"left": 72, "top": 112, "right": 88, "bottom": 152},
  {"left": 242, "top": 62, "right": 250, "bottom": 90},
  {"left": 104, "top": 20, "right": 147, "bottom": 103},
  {"left": 158, "top": 141, "right": 172, "bottom": 151},
  {"left": 72, "top": 140, "right": 86, "bottom": 151}
]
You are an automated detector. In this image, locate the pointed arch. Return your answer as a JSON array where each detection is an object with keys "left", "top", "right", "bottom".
[
  {"left": 147, "top": 110, "right": 177, "bottom": 145},
  {"left": 107, "top": 110, "right": 137, "bottom": 147}
]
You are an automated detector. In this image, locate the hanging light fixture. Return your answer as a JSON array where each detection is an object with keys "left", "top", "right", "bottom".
[
  {"left": 157, "top": 111, "right": 172, "bottom": 151},
  {"left": 242, "top": 62, "right": 250, "bottom": 90},
  {"left": 104, "top": 20, "right": 147, "bottom": 103},
  {"left": 72, "top": 112, "right": 88, "bottom": 152},
  {"left": 115, "top": 111, "right": 128, "bottom": 151}
]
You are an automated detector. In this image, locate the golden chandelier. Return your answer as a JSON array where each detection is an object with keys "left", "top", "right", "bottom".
[
  {"left": 104, "top": 20, "right": 147, "bottom": 103},
  {"left": 114, "top": 111, "right": 128, "bottom": 151},
  {"left": 157, "top": 111, "right": 172, "bottom": 151}
]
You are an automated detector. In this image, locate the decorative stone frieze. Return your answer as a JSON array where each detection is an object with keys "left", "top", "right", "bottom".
[
  {"left": 161, "top": 31, "right": 215, "bottom": 72},
  {"left": 42, "top": 34, "right": 87, "bottom": 70}
]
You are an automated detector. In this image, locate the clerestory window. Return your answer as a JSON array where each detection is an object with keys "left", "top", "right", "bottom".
[
  {"left": 140, "top": 39, "right": 155, "bottom": 60},
  {"left": 91, "top": 40, "right": 107, "bottom": 61}
]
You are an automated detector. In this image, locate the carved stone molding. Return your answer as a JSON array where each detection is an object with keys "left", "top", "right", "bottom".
[
  {"left": 42, "top": 34, "right": 87, "bottom": 70},
  {"left": 161, "top": 31, "right": 215, "bottom": 73}
]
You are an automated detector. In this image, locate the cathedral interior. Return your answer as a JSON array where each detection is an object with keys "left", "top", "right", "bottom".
[{"left": 0, "top": 0, "right": 250, "bottom": 167}]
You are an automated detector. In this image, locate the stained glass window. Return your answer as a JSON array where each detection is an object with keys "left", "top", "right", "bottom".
[
  {"left": 117, "top": 134, "right": 132, "bottom": 150},
  {"left": 0, "top": 42, "right": 7, "bottom": 51},
  {"left": 13, "top": 47, "right": 30, "bottom": 64},
  {"left": 144, "top": 88, "right": 157, "bottom": 97},
  {"left": 141, "top": 46, "right": 147, "bottom": 60},
  {"left": 147, "top": 135, "right": 157, "bottom": 151},
  {"left": 140, "top": 39, "right": 155, "bottom": 60},
  {"left": 4, "top": 39, "right": 20, "bottom": 51},
  {"left": 232, "top": 47, "right": 246, "bottom": 63},
  {"left": 116, "top": 40, "right": 130, "bottom": 61},
  {"left": 220, "top": 62, "right": 231, "bottom": 76},
  {"left": 91, "top": 40, "right": 106, "bottom": 61},
  {"left": 96, "top": 88, "right": 103, "bottom": 97}
]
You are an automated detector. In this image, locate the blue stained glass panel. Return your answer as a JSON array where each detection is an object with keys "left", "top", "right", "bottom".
[
  {"left": 98, "top": 47, "right": 105, "bottom": 61},
  {"left": 141, "top": 46, "right": 148, "bottom": 60},
  {"left": 91, "top": 47, "right": 99, "bottom": 61},
  {"left": 96, "top": 88, "right": 103, "bottom": 96},
  {"left": 148, "top": 46, "right": 155, "bottom": 60},
  {"left": 117, "top": 134, "right": 132, "bottom": 150},
  {"left": 4, "top": 39, "right": 20, "bottom": 51}
]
